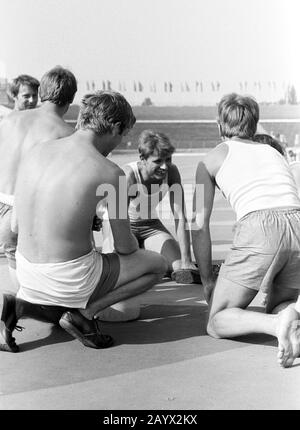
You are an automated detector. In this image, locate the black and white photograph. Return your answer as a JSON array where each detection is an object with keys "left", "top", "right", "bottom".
[{"left": 0, "top": 0, "right": 300, "bottom": 413}]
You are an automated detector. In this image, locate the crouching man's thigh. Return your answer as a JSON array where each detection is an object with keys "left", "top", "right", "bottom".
[{"left": 116, "top": 249, "right": 168, "bottom": 288}]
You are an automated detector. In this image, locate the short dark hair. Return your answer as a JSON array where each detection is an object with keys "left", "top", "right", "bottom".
[
  {"left": 76, "top": 91, "right": 136, "bottom": 135},
  {"left": 218, "top": 93, "right": 259, "bottom": 139},
  {"left": 39, "top": 66, "right": 77, "bottom": 106},
  {"left": 253, "top": 133, "right": 285, "bottom": 156},
  {"left": 138, "top": 130, "right": 175, "bottom": 159},
  {"left": 9, "top": 74, "right": 40, "bottom": 98}
]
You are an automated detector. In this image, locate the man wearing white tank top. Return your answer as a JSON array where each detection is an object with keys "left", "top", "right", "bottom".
[{"left": 192, "top": 93, "right": 300, "bottom": 368}]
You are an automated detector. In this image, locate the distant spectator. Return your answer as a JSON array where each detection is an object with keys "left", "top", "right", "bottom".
[{"left": 8, "top": 74, "right": 40, "bottom": 110}]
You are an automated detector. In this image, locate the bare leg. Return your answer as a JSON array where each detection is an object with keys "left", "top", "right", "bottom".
[
  {"left": 207, "top": 276, "right": 300, "bottom": 367},
  {"left": 81, "top": 273, "right": 162, "bottom": 319},
  {"left": 144, "top": 233, "right": 181, "bottom": 273},
  {"left": 81, "top": 249, "right": 167, "bottom": 319},
  {"left": 95, "top": 296, "right": 142, "bottom": 321}
]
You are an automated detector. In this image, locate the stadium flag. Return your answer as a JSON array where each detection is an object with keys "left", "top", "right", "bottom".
[
  {"left": 102, "top": 80, "right": 106, "bottom": 90},
  {"left": 86, "top": 81, "right": 90, "bottom": 91},
  {"left": 149, "top": 82, "right": 157, "bottom": 93},
  {"left": 169, "top": 82, "right": 173, "bottom": 92},
  {"left": 138, "top": 81, "right": 143, "bottom": 92}
]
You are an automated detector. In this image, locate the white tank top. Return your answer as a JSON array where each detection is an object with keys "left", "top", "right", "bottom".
[
  {"left": 215, "top": 141, "right": 300, "bottom": 220},
  {"left": 127, "top": 161, "right": 168, "bottom": 221}
]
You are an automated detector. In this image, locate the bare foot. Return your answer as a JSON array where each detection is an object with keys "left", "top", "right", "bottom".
[{"left": 276, "top": 306, "right": 300, "bottom": 368}]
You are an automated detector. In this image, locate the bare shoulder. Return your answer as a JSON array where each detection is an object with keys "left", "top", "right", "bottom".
[
  {"left": 94, "top": 156, "right": 125, "bottom": 187},
  {"left": 202, "top": 142, "right": 229, "bottom": 177},
  {"left": 0, "top": 110, "right": 22, "bottom": 131},
  {"left": 122, "top": 163, "right": 136, "bottom": 186}
]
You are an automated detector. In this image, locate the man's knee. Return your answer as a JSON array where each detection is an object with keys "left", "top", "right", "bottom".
[
  {"left": 206, "top": 314, "right": 224, "bottom": 339},
  {"left": 138, "top": 249, "right": 168, "bottom": 275},
  {"left": 96, "top": 299, "right": 141, "bottom": 322},
  {"left": 158, "top": 255, "right": 169, "bottom": 275}
]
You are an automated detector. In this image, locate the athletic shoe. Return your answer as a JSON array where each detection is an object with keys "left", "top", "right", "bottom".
[
  {"left": 0, "top": 294, "right": 23, "bottom": 353},
  {"left": 171, "top": 263, "right": 222, "bottom": 285},
  {"left": 171, "top": 269, "right": 201, "bottom": 284},
  {"left": 59, "top": 310, "right": 114, "bottom": 349}
]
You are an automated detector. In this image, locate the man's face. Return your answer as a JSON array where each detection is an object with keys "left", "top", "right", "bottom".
[
  {"left": 143, "top": 150, "right": 172, "bottom": 180},
  {"left": 14, "top": 84, "right": 38, "bottom": 110}
]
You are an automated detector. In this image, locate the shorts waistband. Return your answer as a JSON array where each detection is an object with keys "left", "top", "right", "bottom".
[
  {"left": 0, "top": 192, "right": 14, "bottom": 206},
  {"left": 239, "top": 207, "right": 300, "bottom": 222}
]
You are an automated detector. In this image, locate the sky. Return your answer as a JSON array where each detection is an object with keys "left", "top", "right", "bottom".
[{"left": 1, "top": 0, "right": 300, "bottom": 105}]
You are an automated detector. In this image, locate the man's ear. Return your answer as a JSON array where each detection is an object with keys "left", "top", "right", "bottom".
[
  {"left": 217, "top": 121, "right": 223, "bottom": 138},
  {"left": 111, "top": 122, "right": 121, "bottom": 136}
]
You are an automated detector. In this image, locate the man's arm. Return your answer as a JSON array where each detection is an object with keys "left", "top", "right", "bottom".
[
  {"left": 107, "top": 168, "right": 138, "bottom": 255},
  {"left": 168, "top": 164, "right": 194, "bottom": 268},
  {"left": 11, "top": 203, "right": 18, "bottom": 234},
  {"left": 191, "top": 160, "right": 215, "bottom": 302}
]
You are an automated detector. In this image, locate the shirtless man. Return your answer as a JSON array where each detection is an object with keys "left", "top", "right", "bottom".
[
  {"left": 0, "top": 91, "right": 167, "bottom": 352},
  {"left": 0, "top": 66, "right": 77, "bottom": 285},
  {"left": 8, "top": 74, "right": 40, "bottom": 111},
  {"left": 192, "top": 93, "right": 300, "bottom": 368},
  {"left": 102, "top": 130, "right": 197, "bottom": 283}
]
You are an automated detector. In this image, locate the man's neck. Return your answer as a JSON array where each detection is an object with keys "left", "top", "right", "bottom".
[
  {"left": 75, "top": 129, "right": 111, "bottom": 156},
  {"left": 40, "top": 101, "right": 68, "bottom": 118}
]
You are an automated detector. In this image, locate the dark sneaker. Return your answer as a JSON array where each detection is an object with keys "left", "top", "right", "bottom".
[
  {"left": 171, "top": 264, "right": 222, "bottom": 285},
  {"left": 0, "top": 294, "right": 22, "bottom": 353},
  {"left": 59, "top": 311, "right": 114, "bottom": 349},
  {"left": 171, "top": 269, "right": 201, "bottom": 284}
]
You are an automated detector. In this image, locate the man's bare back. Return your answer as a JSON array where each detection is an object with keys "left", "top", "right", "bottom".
[
  {"left": 15, "top": 132, "right": 121, "bottom": 263},
  {"left": 0, "top": 106, "right": 74, "bottom": 196}
]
